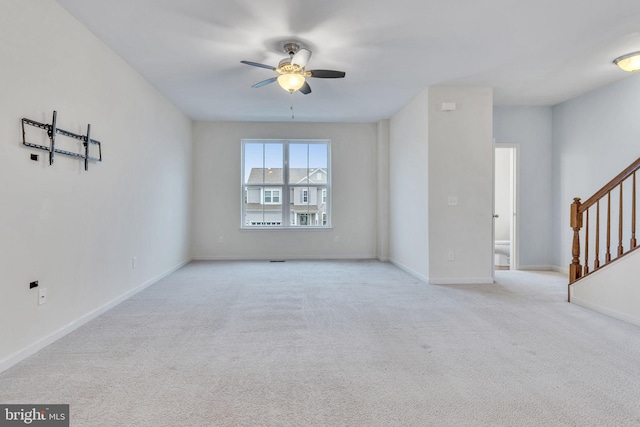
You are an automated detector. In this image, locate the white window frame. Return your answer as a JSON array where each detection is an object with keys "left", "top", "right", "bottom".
[{"left": 241, "top": 139, "right": 331, "bottom": 229}]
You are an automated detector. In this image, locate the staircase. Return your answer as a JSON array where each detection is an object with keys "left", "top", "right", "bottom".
[{"left": 568, "top": 157, "right": 640, "bottom": 306}]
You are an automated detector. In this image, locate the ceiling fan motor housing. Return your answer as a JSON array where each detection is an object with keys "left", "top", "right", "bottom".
[{"left": 283, "top": 42, "right": 300, "bottom": 56}]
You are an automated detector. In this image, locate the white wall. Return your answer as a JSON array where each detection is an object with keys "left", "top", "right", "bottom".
[
  {"left": 0, "top": 0, "right": 192, "bottom": 369},
  {"left": 571, "top": 250, "right": 640, "bottom": 326},
  {"left": 389, "top": 89, "right": 430, "bottom": 281},
  {"left": 191, "top": 121, "right": 378, "bottom": 260},
  {"left": 551, "top": 75, "right": 640, "bottom": 270},
  {"left": 428, "top": 87, "right": 494, "bottom": 284},
  {"left": 493, "top": 106, "right": 553, "bottom": 269}
]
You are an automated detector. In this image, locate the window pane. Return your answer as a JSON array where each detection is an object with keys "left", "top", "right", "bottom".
[
  {"left": 318, "top": 187, "right": 328, "bottom": 226},
  {"left": 289, "top": 185, "right": 328, "bottom": 227},
  {"left": 243, "top": 186, "right": 283, "bottom": 226},
  {"left": 292, "top": 186, "right": 308, "bottom": 226},
  {"left": 244, "top": 142, "right": 283, "bottom": 184},
  {"left": 289, "top": 142, "right": 328, "bottom": 185},
  {"left": 309, "top": 143, "right": 327, "bottom": 170},
  {"left": 289, "top": 143, "right": 309, "bottom": 184},
  {"left": 243, "top": 143, "right": 263, "bottom": 184},
  {"left": 264, "top": 143, "right": 283, "bottom": 183}
]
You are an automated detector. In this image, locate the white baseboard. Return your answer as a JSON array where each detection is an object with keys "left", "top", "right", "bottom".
[
  {"left": 550, "top": 265, "right": 569, "bottom": 275},
  {"left": 192, "top": 254, "right": 376, "bottom": 261},
  {"left": 0, "top": 258, "right": 191, "bottom": 374},
  {"left": 388, "top": 258, "right": 428, "bottom": 283},
  {"left": 429, "top": 277, "right": 494, "bottom": 285},
  {"left": 518, "top": 265, "right": 555, "bottom": 272},
  {"left": 388, "top": 259, "right": 494, "bottom": 285},
  {"left": 570, "top": 296, "right": 640, "bottom": 328}
]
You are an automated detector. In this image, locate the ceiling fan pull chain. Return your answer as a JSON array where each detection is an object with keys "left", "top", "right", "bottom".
[{"left": 290, "top": 92, "right": 295, "bottom": 120}]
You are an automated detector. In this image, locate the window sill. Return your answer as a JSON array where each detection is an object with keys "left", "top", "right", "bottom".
[{"left": 240, "top": 227, "right": 333, "bottom": 231}]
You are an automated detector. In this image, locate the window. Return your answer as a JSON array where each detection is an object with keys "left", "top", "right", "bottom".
[
  {"left": 242, "top": 139, "right": 330, "bottom": 228},
  {"left": 264, "top": 189, "right": 280, "bottom": 204}
]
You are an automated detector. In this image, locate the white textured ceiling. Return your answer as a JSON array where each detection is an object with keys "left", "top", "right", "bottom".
[{"left": 55, "top": 0, "right": 640, "bottom": 122}]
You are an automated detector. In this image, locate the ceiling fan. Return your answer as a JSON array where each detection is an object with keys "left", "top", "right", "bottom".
[{"left": 241, "top": 42, "right": 346, "bottom": 95}]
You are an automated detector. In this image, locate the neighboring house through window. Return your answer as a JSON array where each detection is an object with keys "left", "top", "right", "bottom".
[{"left": 241, "top": 139, "right": 330, "bottom": 228}]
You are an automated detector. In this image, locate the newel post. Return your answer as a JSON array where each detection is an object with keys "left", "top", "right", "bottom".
[{"left": 569, "top": 198, "right": 583, "bottom": 289}]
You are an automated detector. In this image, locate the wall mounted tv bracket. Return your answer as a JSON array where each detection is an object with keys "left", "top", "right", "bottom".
[{"left": 22, "top": 110, "right": 102, "bottom": 171}]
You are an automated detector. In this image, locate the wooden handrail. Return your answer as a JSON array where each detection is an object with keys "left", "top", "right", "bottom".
[
  {"left": 578, "top": 157, "right": 640, "bottom": 213},
  {"left": 569, "top": 157, "right": 640, "bottom": 301}
]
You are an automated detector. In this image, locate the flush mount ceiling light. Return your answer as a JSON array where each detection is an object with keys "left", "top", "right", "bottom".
[
  {"left": 613, "top": 51, "right": 640, "bottom": 72},
  {"left": 240, "top": 42, "right": 346, "bottom": 95}
]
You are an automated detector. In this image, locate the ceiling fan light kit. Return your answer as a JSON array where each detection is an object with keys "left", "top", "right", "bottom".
[
  {"left": 241, "top": 42, "right": 345, "bottom": 95},
  {"left": 613, "top": 51, "right": 640, "bottom": 72},
  {"left": 277, "top": 73, "right": 306, "bottom": 92}
]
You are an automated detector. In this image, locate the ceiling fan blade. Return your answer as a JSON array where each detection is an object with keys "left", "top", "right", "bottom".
[
  {"left": 252, "top": 77, "right": 277, "bottom": 88},
  {"left": 291, "top": 48, "right": 312, "bottom": 67},
  {"left": 308, "top": 69, "right": 346, "bottom": 78},
  {"left": 299, "top": 81, "right": 312, "bottom": 95},
  {"left": 241, "top": 60, "right": 276, "bottom": 71}
]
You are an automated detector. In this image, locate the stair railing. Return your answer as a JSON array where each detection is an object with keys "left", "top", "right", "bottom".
[{"left": 569, "top": 157, "right": 640, "bottom": 301}]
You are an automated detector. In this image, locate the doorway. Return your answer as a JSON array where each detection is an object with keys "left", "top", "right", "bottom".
[{"left": 494, "top": 145, "right": 518, "bottom": 271}]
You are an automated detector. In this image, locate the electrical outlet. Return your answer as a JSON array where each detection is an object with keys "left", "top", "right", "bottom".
[
  {"left": 38, "top": 288, "right": 47, "bottom": 305},
  {"left": 218, "top": 235, "right": 224, "bottom": 243},
  {"left": 132, "top": 256, "right": 137, "bottom": 269},
  {"left": 448, "top": 251, "right": 455, "bottom": 261}
]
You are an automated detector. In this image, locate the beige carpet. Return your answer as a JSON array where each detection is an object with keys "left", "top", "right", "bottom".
[{"left": 1, "top": 260, "right": 640, "bottom": 426}]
